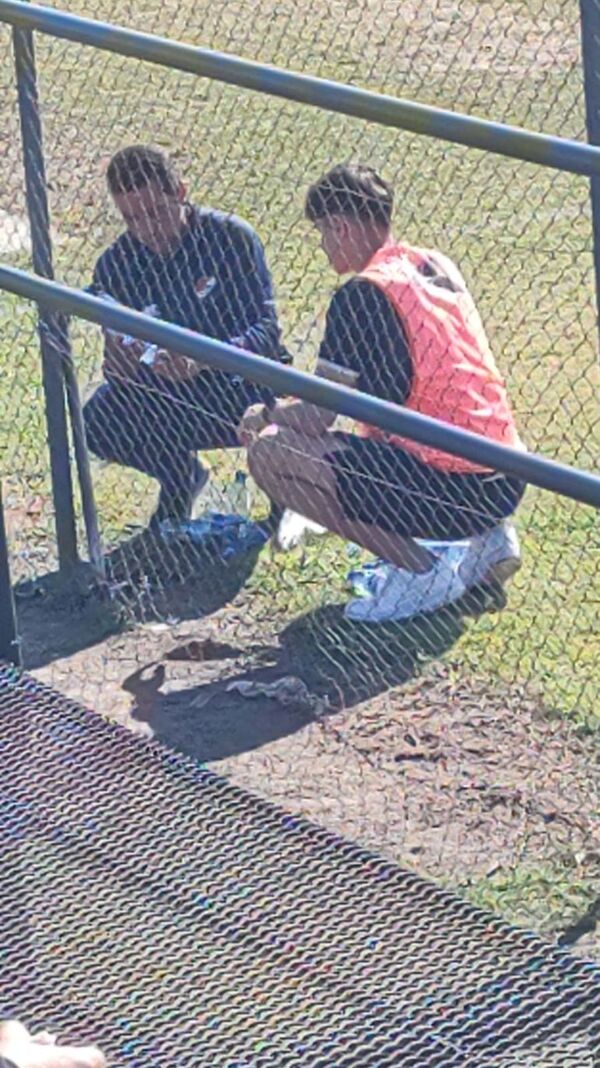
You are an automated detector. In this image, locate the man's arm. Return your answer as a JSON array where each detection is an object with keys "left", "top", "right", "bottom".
[
  {"left": 249, "top": 279, "right": 413, "bottom": 437},
  {"left": 224, "top": 219, "right": 286, "bottom": 361},
  {"left": 261, "top": 360, "right": 358, "bottom": 436},
  {"left": 89, "top": 251, "right": 146, "bottom": 381},
  {"left": 240, "top": 295, "right": 363, "bottom": 439}
]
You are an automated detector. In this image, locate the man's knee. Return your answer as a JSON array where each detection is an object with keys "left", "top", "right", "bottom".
[
  {"left": 247, "top": 429, "right": 294, "bottom": 489},
  {"left": 247, "top": 435, "right": 272, "bottom": 488},
  {"left": 83, "top": 384, "right": 123, "bottom": 461},
  {"left": 254, "top": 428, "right": 337, "bottom": 492},
  {"left": 83, "top": 390, "right": 103, "bottom": 456}
]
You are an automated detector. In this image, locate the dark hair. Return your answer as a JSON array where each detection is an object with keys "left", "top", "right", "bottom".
[
  {"left": 305, "top": 164, "right": 393, "bottom": 229},
  {"left": 106, "top": 145, "right": 181, "bottom": 196}
]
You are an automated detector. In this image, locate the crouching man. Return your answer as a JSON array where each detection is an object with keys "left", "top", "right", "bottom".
[{"left": 240, "top": 164, "right": 524, "bottom": 623}]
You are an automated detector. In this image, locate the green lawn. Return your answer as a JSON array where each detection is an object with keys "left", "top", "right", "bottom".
[
  {"left": 1, "top": 0, "right": 597, "bottom": 719},
  {"left": 0, "top": 0, "right": 598, "bottom": 934}
]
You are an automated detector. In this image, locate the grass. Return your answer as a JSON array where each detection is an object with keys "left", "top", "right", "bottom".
[
  {"left": 466, "top": 858, "right": 600, "bottom": 938},
  {"left": 0, "top": 0, "right": 598, "bottom": 937},
  {"left": 1, "top": 0, "right": 598, "bottom": 701}
]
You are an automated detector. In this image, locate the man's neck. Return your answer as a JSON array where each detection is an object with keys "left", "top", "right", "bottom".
[
  {"left": 141, "top": 203, "right": 193, "bottom": 256},
  {"left": 169, "top": 202, "right": 193, "bottom": 249},
  {"left": 358, "top": 231, "right": 394, "bottom": 271}
]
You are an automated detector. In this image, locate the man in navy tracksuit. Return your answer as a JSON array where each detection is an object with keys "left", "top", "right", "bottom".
[{"left": 83, "top": 145, "right": 286, "bottom": 526}]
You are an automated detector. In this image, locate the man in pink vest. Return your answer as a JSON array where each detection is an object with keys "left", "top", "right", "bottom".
[{"left": 240, "top": 164, "right": 525, "bottom": 623}]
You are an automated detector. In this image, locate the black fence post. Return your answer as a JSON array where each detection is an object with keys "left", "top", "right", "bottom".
[
  {"left": 11, "top": 22, "right": 79, "bottom": 574},
  {"left": 0, "top": 484, "right": 20, "bottom": 667},
  {"left": 580, "top": 0, "right": 600, "bottom": 346}
]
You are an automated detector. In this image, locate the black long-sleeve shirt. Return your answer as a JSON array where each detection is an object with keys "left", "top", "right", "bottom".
[
  {"left": 317, "top": 277, "right": 413, "bottom": 405},
  {"left": 92, "top": 204, "right": 287, "bottom": 363}
]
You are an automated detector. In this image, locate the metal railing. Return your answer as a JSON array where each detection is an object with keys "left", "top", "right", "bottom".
[
  {"left": 2, "top": 263, "right": 600, "bottom": 509},
  {"left": 1, "top": 0, "right": 600, "bottom": 175},
  {"left": 0, "top": 0, "right": 599, "bottom": 569},
  {"left": 0, "top": 0, "right": 598, "bottom": 955}
]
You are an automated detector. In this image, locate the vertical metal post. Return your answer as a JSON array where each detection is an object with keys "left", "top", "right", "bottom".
[
  {"left": 0, "top": 483, "right": 20, "bottom": 666},
  {"left": 580, "top": 0, "right": 600, "bottom": 346},
  {"left": 12, "top": 23, "right": 78, "bottom": 573},
  {"left": 65, "top": 358, "right": 105, "bottom": 576},
  {"left": 43, "top": 313, "right": 105, "bottom": 576}
]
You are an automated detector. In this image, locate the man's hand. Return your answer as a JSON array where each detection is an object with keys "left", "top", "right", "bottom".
[
  {"left": 102, "top": 330, "right": 144, "bottom": 381},
  {"left": 151, "top": 349, "right": 203, "bottom": 381},
  {"left": 238, "top": 403, "right": 270, "bottom": 446},
  {"left": 0, "top": 1020, "right": 106, "bottom": 1068},
  {"left": 102, "top": 334, "right": 202, "bottom": 383}
]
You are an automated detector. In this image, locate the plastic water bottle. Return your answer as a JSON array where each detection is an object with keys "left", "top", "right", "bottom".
[
  {"left": 225, "top": 471, "right": 249, "bottom": 517},
  {"left": 198, "top": 478, "right": 227, "bottom": 514},
  {"left": 86, "top": 286, "right": 160, "bottom": 364},
  {"left": 137, "top": 304, "right": 160, "bottom": 366}
]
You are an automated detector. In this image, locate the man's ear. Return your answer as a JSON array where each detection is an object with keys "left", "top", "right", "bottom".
[
  {"left": 177, "top": 181, "right": 187, "bottom": 202},
  {"left": 332, "top": 214, "right": 348, "bottom": 238}
]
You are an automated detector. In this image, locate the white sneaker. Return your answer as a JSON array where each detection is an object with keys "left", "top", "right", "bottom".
[
  {"left": 456, "top": 520, "right": 521, "bottom": 589},
  {"left": 417, "top": 520, "right": 521, "bottom": 590},
  {"left": 344, "top": 549, "right": 466, "bottom": 623},
  {"left": 347, "top": 558, "right": 392, "bottom": 598},
  {"left": 274, "top": 510, "right": 327, "bottom": 551}
]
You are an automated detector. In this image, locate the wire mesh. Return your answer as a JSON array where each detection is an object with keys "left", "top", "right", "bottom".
[
  {"left": 0, "top": 0, "right": 599, "bottom": 970},
  {"left": 0, "top": 664, "right": 598, "bottom": 1067}
]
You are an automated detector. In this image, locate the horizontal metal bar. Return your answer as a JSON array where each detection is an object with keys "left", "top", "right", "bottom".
[
  {"left": 0, "top": 0, "right": 599, "bottom": 177},
  {"left": 2, "top": 265, "right": 599, "bottom": 510}
]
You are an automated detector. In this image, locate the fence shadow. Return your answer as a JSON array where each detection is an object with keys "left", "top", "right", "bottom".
[
  {"left": 17, "top": 528, "right": 263, "bottom": 670},
  {"left": 128, "top": 597, "right": 473, "bottom": 762}
]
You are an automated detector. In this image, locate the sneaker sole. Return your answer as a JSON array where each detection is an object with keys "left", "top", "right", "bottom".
[
  {"left": 460, "top": 555, "right": 521, "bottom": 617},
  {"left": 345, "top": 574, "right": 467, "bottom": 623},
  {"left": 460, "top": 577, "right": 508, "bottom": 617},
  {"left": 480, "top": 554, "right": 521, "bottom": 587}
]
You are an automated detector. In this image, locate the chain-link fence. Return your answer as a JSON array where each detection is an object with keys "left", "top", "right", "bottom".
[
  {"left": 1, "top": 663, "right": 599, "bottom": 1066},
  {"left": 0, "top": 0, "right": 599, "bottom": 966}
]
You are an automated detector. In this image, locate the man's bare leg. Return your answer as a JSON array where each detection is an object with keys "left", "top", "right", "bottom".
[{"left": 248, "top": 428, "right": 434, "bottom": 573}]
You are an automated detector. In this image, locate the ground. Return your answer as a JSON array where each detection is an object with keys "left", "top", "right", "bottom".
[
  {"left": 0, "top": 0, "right": 599, "bottom": 954},
  {"left": 14, "top": 531, "right": 600, "bottom": 960}
]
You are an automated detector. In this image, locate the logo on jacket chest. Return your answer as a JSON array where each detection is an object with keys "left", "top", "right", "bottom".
[{"left": 194, "top": 276, "right": 217, "bottom": 300}]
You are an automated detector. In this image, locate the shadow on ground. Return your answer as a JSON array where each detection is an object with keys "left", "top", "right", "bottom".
[
  {"left": 127, "top": 598, "right": 470, "bottom": 762},
  {"left": 16, "top": 527, "right": 262, "bottom": 670}
]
